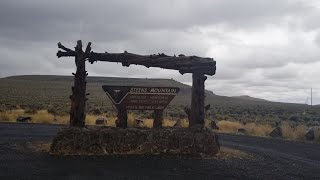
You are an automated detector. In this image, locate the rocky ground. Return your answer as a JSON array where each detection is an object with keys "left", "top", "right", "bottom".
[
  {"left": 50, "top": 126, "right": 220, "bottom": 156},
  {"left": 0, "top": 122, "right": 320, "bottom": 180}
]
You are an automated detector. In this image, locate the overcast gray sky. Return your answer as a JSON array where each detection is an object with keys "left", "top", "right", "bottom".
[{"left": 0, "top": 0, "right": 319, "bottom": 104}]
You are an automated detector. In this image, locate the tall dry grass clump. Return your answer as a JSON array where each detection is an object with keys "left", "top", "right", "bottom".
[
  {"left": 86, "top": 114, "right": 99, "bottom": 125},
  {"left": 31, "top": 110, "right": 70, "bottom": 124},
  {"left": 140, "top": 119, "right": 154, "bottom": 128},
  {"left": 244, "top": 123, "right": 273, "bottom": 136},
  {"left": 217, "top": 120, "right": 318, "bottom": 141},
  {"left": 217, "top": 120, "right": 242, "bottom": 132},
  {"left": 217, "top": 120, "right": 272, "bottom": 137},
  {"left": 162, "top": 119, "right": 178, "bottom": 127},
  {"left": 127, "top": 113, "right": 138, "bottom": 127},
  {"left": 281, "top": 122, "right": 308, "bottom": 140},
  {"left": 31, "top": 110, "right": 55, "bottom": 124},
  {"left": 0, "top": 109, "right": 69, "bottom": 124},
  {"left": 53, "top": 115, "right": 69, "bottom": 124},
  {"left": 0, "top": 109, "right": 25, "bottom": 122}
]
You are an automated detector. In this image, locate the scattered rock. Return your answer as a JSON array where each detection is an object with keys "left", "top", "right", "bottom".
[
  {"left": 135, "top": 119, "right": 144, "bottom": 127},
  {"left": 237, "top": 128, "right": 247, "bottom": 134},
  {"left": 270, "top": 127, "right": 282, "bottom": 138},
  {"left": 305, "top": 127, "right": 315, "bottom": 140},
  {"left": 16, "top": 116, "right": 31, "bottom": 122},
  {"left": 208, "top": 121, "right": 219, "bottom": 130},
  {"left": 95, "top": 118, "right": 106, "bottom": 125},
  {"left": 50, "top": 127, "right": 220, "bottom": 157}
]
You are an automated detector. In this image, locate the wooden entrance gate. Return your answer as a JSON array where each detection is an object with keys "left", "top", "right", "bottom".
[{"left": 57, "top": 40, "right": 216, "bottom": 128}]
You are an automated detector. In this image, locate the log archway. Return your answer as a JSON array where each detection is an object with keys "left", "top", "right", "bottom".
[{"left": 57, "top": 40, "right": 216, "bottom": 128}]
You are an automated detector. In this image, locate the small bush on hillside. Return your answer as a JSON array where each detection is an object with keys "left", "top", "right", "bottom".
[
  {"left": 306, "top": 120, "right": 320, "bottom": 127},
  {"left": 289, "top": 115, "right": 300, "bottom": 122}
]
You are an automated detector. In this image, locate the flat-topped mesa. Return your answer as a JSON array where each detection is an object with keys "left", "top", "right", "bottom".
[{"left": 57, "top": 42, "right": 216, "bottom": 76}]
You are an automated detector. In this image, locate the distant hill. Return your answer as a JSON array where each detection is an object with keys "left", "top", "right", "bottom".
[
  {"left": 232, "top": 95, "right": 268, "bottom": 102},
  {"left": 1, "top": 75, "right": 319, "bottom": 123},
  {"left": 3, "top": 75, "right": 216, "bottom": 98}
]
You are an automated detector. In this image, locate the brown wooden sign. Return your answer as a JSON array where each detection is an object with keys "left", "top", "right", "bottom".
[{"left": 102, "top": 86, "right": 180, "bottom": 110}]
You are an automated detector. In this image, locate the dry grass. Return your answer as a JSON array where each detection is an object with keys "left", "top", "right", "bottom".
[
  {"left": 127, "top": 113, "right": 139, "bottom": 127},
  {"left": 217, "top": 120, "right": 242, "bottom": 132},
  {"left": 0, "top": 109, "right": 25, "bottom": 122},
  {"left": 1, "top": 109, "right": 319, "bottom": 142},
  {"left": 31, "top": 110, "right": 55, "bottom": 124},
  {"left": 162, "top": 119, "right": 272, "bottom": 138},
  {"left": 281, "top": 122, "right": 308, "bottom": 141},
  {"left": 244, "top": 122, "right": 273, "bottom": 136},
  {"left": 53, "top": 115, "right": 69, "bottom": 124},
  {"left": 0, "top": 109, "right": 69, "bottom": 124},
  {"left": 0, "top": 109, "right": 181, "bottom": 128},
  {"left": 218, "top": 120, "right": 272, "bottom": 137},
  {"left": 163, "top": 119, "right": 178, "bottom": 127},
  {"left": 171, "top": 119, "right": 189, "bottom": 128},
  {"left": 217, "top": 120, "right": 320, "bottom": 141}
]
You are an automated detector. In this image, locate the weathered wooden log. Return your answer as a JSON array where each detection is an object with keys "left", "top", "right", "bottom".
[
  {"left": 179, "top": 65, "right": 216, "bottom": 75},
  {"left": 190, "top": 72, "right": 207, "bottom": 127},
  {"left": 69, "top": 40, "right": 91, "bottom": 127},
  {"left": 153, "top": 110, "right": 163, "bottom": 128},
  {"left": 57, "top": 50, "right": 76, "bottom": 58},
  {"left": 58, "top": 42, "right": 73, "bottom": 52},
  {"left": 88, "top": 52, "right": 216, "bottom": 75},
  {"left": 57, "top": 42, "right": 216, "bottom": 76},
  {"left": 116, "top": 108, "right": 127, "bottom": 128}
]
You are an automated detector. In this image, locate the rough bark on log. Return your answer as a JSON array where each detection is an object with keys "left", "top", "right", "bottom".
[
  {"left": 57, "top": 50, "right": 76, "bottom": 58},
  {"left": 69, "top": 40, "right": 90, "bottom": 127},
  {"left": 88, "top": 52, "right": 216, "bottom": 75},
  {"left": 190, "top": 72, "right": 207, "bottom": 127},
  {"left": 153, "top": 110, "right": 163, "bottom": 128},
  {"left": 57, "top": 42, "right": 216, "bottom": 76}
]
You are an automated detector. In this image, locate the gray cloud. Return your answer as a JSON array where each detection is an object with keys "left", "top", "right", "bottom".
[{"left": 0, "top": 0, "right": 320, "bottom": 104}]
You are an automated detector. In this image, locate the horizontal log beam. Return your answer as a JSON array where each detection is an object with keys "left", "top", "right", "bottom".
[
  {"left": 88, "top": 52, "right": 216, "bottom": 75},
  {"left": 57, "top": 42, "right": 216, "bottom": 75}
]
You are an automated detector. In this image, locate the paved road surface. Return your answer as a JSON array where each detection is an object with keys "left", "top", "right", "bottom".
[{"left": 0, "top": 123, "right": 319, "bottom": 180}]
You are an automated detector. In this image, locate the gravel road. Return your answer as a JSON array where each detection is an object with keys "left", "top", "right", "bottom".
[{"left": 0, "top": 123, "right": 319, "bottom": 180}]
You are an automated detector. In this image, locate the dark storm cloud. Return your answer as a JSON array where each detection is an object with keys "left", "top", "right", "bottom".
[
  {"left": 0, "top": 0, "right": 311, "bottom": 42},
  {"left": 0, "top": 0, "right": 320, "bottom": 104}
]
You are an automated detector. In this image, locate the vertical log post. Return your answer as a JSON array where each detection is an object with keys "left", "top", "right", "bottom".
[
  {"left": 116, "top": 108, "right": 128, "bottom": 128},
  {"left": 190, "top": 72, "right": 207, "bottom": 127},
  {"left": 153, "top": 110, "right": 164, "bottom": 128},
  {"left": 69, "top": 40, "right": 91, "bottom": 127}
]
